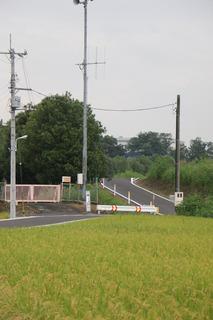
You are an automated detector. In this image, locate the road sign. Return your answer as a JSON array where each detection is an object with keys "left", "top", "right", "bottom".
[
  {"left": 62, "top": 176, "right": 71, "bottom": 183},
  {"left": 77, "top": 173, "right": 83, "bottom": 185},
  {"left": 112, "top": 205, "right": 117, "bottom": 212},
  {"left": 135, "top": 206, "right": 141, "bottom": 213}
]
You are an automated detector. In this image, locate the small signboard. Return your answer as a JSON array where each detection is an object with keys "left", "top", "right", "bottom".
[
  {"left": 14, "top": 96, "right": 21, "bottom": 109},
  {"left": 174, "top": 192, "right": 184, "bottom": 206},
  {"left": 62, "top": 176, "right": 71, "bottom": 183},
  {"left": 77, "top": 173, "right": 83, "bottom": 185}
]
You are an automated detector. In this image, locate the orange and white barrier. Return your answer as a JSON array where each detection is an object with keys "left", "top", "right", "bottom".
[{"left": 96, "top": 204, "right": 159, "bottom": 214}]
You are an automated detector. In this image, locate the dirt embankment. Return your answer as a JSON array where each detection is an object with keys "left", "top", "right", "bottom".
[{"left": 135, "top": 179, "right": 174, "bottom": 198}]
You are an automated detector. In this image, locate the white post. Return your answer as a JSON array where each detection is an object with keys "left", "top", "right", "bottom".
[
  {"left": 86, "top": 190, "right": 91, "bottom": 212},
  {"left": 128, "top": 191, "right": 131, "bottom": 205},
  {"left": 113, "top": 184, "right": 116, "bottom": 196},
  {"left": 152, "top": 194, "right": 155, "bottom": 205}
]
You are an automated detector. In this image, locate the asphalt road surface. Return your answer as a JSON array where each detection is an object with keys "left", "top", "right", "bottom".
[
  {"left": 0, "top": 203, "right": 100, "bottom": 228},
  {"left": 0, "top": 214, "right": 98, "bottom": 229},
  {"left": 104, "top": 178, "right": 175, "bottom": 214}
]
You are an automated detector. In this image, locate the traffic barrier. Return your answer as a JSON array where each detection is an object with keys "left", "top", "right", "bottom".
[{"left": 96, "top": 204, "right": 159, "bottom": 215}]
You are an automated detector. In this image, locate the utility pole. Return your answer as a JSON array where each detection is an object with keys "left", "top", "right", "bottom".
[
  {"left": 0, "top": 36, "right": 27, "bottom": 218},
  {"left": 82, "top": 0, "right": 88, "bottom": 203},
  {"left": 74, "top": 0, "right": 105, "bottom": 211},
  {"left": 175, "top": 94, "right": 180, "bottom": 193}
]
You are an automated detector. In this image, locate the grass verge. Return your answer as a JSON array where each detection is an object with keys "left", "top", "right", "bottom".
[
  {"left": 114, "top": 170, "right": 145, "bottom": 180},
  {"left": 0, "top": 216, "right": 213, "bottom": 319},
  {"left": 98, "top": 187, "right": 127, "bottom": 205},
  {"left": 0, "top": 211, "right": 9, "bottom": 220}
]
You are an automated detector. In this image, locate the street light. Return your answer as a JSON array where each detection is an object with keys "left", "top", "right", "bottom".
[
  {"left": 73, "top": 0, "right": 93, "bottom": 210},
  {"left": 15, "top": 135, "right": 28, "bottom": 151}
]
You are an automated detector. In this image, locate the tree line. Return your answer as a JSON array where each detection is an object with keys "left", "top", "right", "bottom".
[
  {"left": 103, "top": 131, "right": 213, "bottom": 161},
  {"left": 0, "top": 93, "right": 212, "bottom": 184}
]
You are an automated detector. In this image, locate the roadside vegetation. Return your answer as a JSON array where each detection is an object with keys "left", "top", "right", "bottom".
[
  {"left": 0, "top": 211, "right": 8, "bottom": 219},
  {"left": 0, "top": 93, "right": 212, "bottom": 217},
  {"left": 144, "top": 157, "right": 213, "bottom": 217},
  {"left": 0, "top": 216, "right": 212, "bottom": 320},
  {"left": 98, "top": 188, "right": 127, "bottom": 206}
]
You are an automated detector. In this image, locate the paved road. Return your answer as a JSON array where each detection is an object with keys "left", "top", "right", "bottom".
[
  {"left": 104, "top": 178, "right": 175, "bottom": 214},
  {"left": 0, "top": 203, "right": 100, "bottom": 228},
  {"left": 0, "top": 214, "right": 99, "bottom": 228}
]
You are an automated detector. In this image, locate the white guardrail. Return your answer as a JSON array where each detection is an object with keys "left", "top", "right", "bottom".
[
  {"left": 98, "top": 178, "right": 161, "bottom": 215},
  {"left": 96, "top": 204, "right": 159, "bottom": 215}
]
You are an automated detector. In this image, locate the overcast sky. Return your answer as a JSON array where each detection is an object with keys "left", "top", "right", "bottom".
[{"left": 0, "top": 0, "right": 212, "bottom": 145}]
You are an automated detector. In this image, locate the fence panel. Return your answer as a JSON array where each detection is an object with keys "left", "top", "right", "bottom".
[{"left": 5, "top": 184, "right": 61, "bottom": 203}]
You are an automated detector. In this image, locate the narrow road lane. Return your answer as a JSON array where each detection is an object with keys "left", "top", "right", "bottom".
[{"left": 104, "top": 178, "right": 175, "bottom": 214}]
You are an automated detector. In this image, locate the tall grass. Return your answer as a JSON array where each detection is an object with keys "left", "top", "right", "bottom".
[
  {"left": 147, "top": 157, "right": 213, "bottom": 195},
  {"left": 0, "top": 216, "right": 213, "bottom": 319},
  {"left": 114, "top": 170, "right": 145, "bottom": 179}
]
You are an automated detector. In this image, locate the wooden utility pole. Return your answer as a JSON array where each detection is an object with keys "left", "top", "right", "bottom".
[{"left": 175, "top": 95, "right": 180, "bottom": 193}]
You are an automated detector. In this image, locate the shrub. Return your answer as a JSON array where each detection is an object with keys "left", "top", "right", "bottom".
[
  {"left": 147, "top": 156, "right": 174, "bottom": 181},
  {"left": 176, "top": 195, "right": 213, "bottom": 218}
]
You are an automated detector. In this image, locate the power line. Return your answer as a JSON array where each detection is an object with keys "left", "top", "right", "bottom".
[
  {"left": 31, "top": 89, "right": 48, "bottom": 97},
  {"left": 92, "top": 103, "right": 176, "bottom": 112},
  {"left": 21, "top": 58, "right": 34, "bottom": 105}
]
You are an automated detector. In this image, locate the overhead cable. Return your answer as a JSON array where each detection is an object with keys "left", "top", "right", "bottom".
[
  {"left": 30, "top": 89, "right": 48, "bottom": 97},
  {"left": 92, "top": 103, "right": 176, "bottom": 112}
]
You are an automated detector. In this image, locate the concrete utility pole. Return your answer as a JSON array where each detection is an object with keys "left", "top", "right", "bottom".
[
  {"left": 0, "top": 36, "right": 27, "bottom": 218},
  {"left": 175, "top": 95, "right": 180, "bottom": 193},
  {"left": 82, "top": 0, "right": 88, "bottom": 203},
  {"left": 73, "top": 0, "right": 91, "bottom": 207},
  {"left": 74, "top": 0, "right": 105, "bottom": 210}
]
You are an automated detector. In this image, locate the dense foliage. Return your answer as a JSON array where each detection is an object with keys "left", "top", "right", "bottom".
[
  {"left": 146, "top": 157, "right": 213, "bottom": 195},
  {"left": 105, "top": 156, "right": 153, "bottom": 178},
  {"left": 0, "top": 96, "right": 212, "bottom": 189},
  {"left": 101, "top": 135, "right": 125, "bottom": 158},
  {"left": 127, "top": 131, "right": 173, "bottom": 157},
  {"left": 176, "top": 195, "right": 213, "bottom": 218},
  {"left": 0, "top": 94, "right": 107, "bottom": 183}
]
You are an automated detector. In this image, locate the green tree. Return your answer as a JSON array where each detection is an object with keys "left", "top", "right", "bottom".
[
  {"left": 0, "top": 123, "right": 10, "bottom": 181},
  {"left": 12, "top": 94, "right": 107, "bottom": 183},
  {"left": 101, "top": 135, "right": 125, "bottom": 158},
  {"left": 128, "top": 131, "right": 173, "bottom": 157},
  {"left": 169, "top": 142, "right": 189, "bottom": 160},
  {"left": 188, "top": 137, "right": 208, "bottom": 160}
]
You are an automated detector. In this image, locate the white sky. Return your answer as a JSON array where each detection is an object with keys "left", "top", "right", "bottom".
[{"left": 0, "top": 0, "right": 212, "bottom": 145}]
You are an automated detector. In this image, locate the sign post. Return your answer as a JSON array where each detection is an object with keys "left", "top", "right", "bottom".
[{"left": 86, "top": 190, "right": 91, "bottom": 212}]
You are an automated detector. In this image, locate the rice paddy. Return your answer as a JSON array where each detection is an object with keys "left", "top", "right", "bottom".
[{"left": 0, "top": 215, "right": 213, "bottom": 319}]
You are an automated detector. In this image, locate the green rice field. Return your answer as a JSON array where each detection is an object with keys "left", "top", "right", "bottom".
[{"left": 0, "top": 215, "right": 213, "bottom": 320}]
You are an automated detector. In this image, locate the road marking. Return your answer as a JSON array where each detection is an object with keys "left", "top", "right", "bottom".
[
  {"left": 0, "top": 214, "right": 84, "bottom": 222},
  {"left": 28, "top": 217, "right": 100, "bottom": 228}
]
